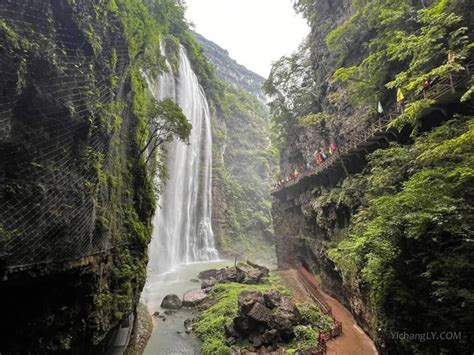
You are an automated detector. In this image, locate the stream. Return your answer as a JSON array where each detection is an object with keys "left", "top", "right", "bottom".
[{"left": 141, "top": 260, "right": 230, "bottom": 354}]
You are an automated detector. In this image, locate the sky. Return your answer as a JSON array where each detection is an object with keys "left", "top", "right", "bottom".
[{"left": 184, "top": 0, "right": 309, "bottom": 78}]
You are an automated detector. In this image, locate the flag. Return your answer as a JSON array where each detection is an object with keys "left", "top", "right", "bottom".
[
  {"left": 397, "top": 88, "right": 405, "bottom": 102},
  {"left": 377, "top": 101, "right": 384, "bottom": 114}
]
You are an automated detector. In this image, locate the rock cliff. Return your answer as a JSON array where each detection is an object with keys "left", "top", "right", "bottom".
[
  {"left": 194, "top": 34, "right": 276, "bottom": 265},
  {"left": 267, "top": 0, "right": 474, "bottom": 353},
  {"left": 0, "top": 0, "right": 185, "bottom": 351},
  {"left": 193, "top": 31, "right": 266, "bottom": 100}
]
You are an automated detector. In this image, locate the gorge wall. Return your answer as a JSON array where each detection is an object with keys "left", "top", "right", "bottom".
[
  {"left": 267, "top": 0, "right": 473, "bottom": 353},
  {"left": 194, "top": 34, "right": 277, "bottom": 265},
  {"left": 0, "top": 0, "right": 204, "bottom": 352}
]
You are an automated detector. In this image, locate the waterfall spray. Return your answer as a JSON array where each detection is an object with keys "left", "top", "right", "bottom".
[{"left": 146, "top": 46, "right": 218, "bottom": 275}]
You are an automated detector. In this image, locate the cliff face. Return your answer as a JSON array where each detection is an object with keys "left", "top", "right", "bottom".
[
  {"left": 194, "top": 34, "right": 277, "bottom": 265},
  {"left": 0, "top": 0, "right": 158, "bottom": 352},
  {"left": 193, "top": 31, "right": 266, "bottom": 100},
  {"left": 268, "top": 0, "right": 474, "bottom": 353}
]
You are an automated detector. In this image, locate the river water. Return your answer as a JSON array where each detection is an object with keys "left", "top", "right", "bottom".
[{"left": 141, "top": 260, "right": 230, "bottom": 354}]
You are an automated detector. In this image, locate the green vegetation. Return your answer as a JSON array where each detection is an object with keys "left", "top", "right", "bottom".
[
  {"left": 212, "top": 83, "right": 276, "bottom": 265},
  {"left": 266, "top": 0, "right": 473, "bottom": 141},
  {"left": 266, "top": 0, "right": 473, "bottom": 353},
  {"left": 194, "top": 274, "right": 332, "bottom": 355},
  {"left": 326, "top": 116, "right": 474, "bottom": 353},
  {"left": 139, "top": 98, "right": 192, "bottom": 164},
  {"left": 194, "top": 275, "right": 288, "bottom": 354}
]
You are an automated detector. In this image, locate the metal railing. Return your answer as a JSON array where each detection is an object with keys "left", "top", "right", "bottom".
[
  {"left": 272, "top": 63, "right": 473, "bottom": 194},
  {"left": 297, "top": 265, "right": 343, "bottom": 354}
]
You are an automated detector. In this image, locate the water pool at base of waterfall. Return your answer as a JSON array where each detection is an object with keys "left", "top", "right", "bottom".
[{"left": 141, "top": 260, "right": 231, "bottom": 355}]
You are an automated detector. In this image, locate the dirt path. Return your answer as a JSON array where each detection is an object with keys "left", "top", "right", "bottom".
[{"left": 278, "top": 269, "right": 378, "bottom": 355}]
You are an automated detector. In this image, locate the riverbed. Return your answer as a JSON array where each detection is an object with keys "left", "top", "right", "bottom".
[{"left": 140, "top": 260, "right": 231, "bottom": 354}]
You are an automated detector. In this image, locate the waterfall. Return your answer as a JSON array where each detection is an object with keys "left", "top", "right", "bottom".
[{"left": 146, "top": 46, "right": 218, "bottom": 275}]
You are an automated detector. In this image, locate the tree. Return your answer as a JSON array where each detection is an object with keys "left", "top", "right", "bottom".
[{"left": 139, "top": 98, "right": 192, "bottom": 164}]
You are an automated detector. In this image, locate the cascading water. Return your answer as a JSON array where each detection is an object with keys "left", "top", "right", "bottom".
[
  {"left": 146, "top": 46, "right": 218, "bottom": 277},
  {"left": 141, "top": 49, "right": 221, "bottom": 353}
]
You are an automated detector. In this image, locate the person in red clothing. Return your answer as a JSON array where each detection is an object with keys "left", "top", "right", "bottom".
[{"left": 319, "top": 331, "right": 329, "bottom": 344}]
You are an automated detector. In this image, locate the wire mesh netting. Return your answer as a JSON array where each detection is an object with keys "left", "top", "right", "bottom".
[{"left": 0, "top": 0, "right": 131, "bottom": 269}]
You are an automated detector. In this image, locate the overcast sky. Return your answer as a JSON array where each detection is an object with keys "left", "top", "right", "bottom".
[{"left": 184, "top": 0, "right": 309, "bottom": 78}]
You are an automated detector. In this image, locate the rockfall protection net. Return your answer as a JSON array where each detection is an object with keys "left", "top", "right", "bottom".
[{"left": 0, "top": 0, "right": 131, "bottom": 269}]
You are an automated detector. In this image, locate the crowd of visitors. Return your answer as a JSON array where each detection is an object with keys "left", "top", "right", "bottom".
[
  {"left": 273, "top": 143, "right": 337, "bottom": 189},
  {"left": 273, "top": 52, "right": 460, "bottom": 191}
]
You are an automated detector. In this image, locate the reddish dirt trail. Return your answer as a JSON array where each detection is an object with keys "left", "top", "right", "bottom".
[{"left": 278, "top": 270, "right": 378, "bottom": 355}]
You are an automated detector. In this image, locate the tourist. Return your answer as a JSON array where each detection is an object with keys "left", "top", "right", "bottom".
[
  {"left": 396, "top": 87, "right": 405, "bottom": 112},
  {"left": 448, "top": 51, "right": 456, "bottom": 64},
  {"left": 321, "top": 150, "right": 327, "bottom": 161}
]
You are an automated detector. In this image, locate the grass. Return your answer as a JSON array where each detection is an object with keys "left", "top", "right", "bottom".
[
  {"left": 194, "top": 274, "right": 288, "bottom": 354},
  {"left": 194, "top": 273, "right": 333, "bottom": 355}
]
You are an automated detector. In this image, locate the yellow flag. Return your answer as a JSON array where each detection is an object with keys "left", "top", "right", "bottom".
[{"left": 397, "top": 88, "right": 405, "bottom": 102}]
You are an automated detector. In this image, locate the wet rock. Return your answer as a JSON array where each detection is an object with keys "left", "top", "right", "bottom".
[
  {"left": 164, "top": 310, "right": 176, "bottom": 315},
  {"left": 201, "top": 277, "right": 216, "bottom": 289},
  {"left": 262, "top": 329, "right": 278, "bottom": 344},
  {"left": 247, "top": 302, "right": 272, "bottom": 324},
  {"left": 238, "top": 291, "right": 264, "bottom": 313},
  {"left": 203, "top": 287, "right": 213, "bottom": 294},
  {"left": 249, "top": 332, "right": 263, "bottom": 347},
  {"left": 216, "top": 267, "right": 244, "bottom": 283},
  {"left": 198, "top": 269, "right": 218, "bottom": 279},
  {"left": 190, "top": 278, "right": 200, "bottom": 283},
  {"left": 264, "top": 291, "right": 282, "bottom": 309},
  {"left": 197, "top": 262, "right": 268, "bottom": 288},
  {"left": 184, "top": 318, "right": 194, "bottom": 334},
  {"left": 152, "top": 311, "right": 160, "bottom": 317},
  {"left": 236, "top": 262, "right": 269, "bottom": 285},
  {"left": 160, "top": 294, "right": 182, "bottom": 309},
  {"left": 225, "top": 323, "right": 240, "bottom": 338},
  {"left": 234, "top": 315, "right": 250, "bottom": 334},
  {"left": 231, "top": 290, "right": 303, "bottom": 349},
  {"left": 182, "top": 289, "right": 208, "bottom": 307}
]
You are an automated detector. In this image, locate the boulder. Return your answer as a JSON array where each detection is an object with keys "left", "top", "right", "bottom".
[
  {"left": 247, "top": 302, "right": 272, "bottom": 324},
  {"left": 236, "top": 262, "right": 269, "bottom": 284},
  {"left": 198, "top": 269, "right": 218, "bottom": 279},
  {"left": 264, "top": 291, "right": 282, "bottom": 309},
  {"left": 224, "top": 323, "right": 240, "bottom": 338},
  {"left": 249, "top": 332, "right": 263, "bottom": 347},
  {"left": 231, "top": 290, "right": 303, "bottom": 349},
  {"left": 247, "top": 261, "right": 269, "bottom": 276},
  {"left": 216, "top": 267, "right": 245, "bottom": 283},
  {"left": 201, "top": 277, "right": 216, "bottom": 289},
  {"left": 262, "top": 329, "right": 278, "bottom": 344},
  {"left": 160, "top": 294, "right": 182, "bottom": 309},
  {"left": 238, "top": 291, "right": 264, "bottom": 314},
  {"left": 182, "top": 289, "right": 208, "bottom": 307}
]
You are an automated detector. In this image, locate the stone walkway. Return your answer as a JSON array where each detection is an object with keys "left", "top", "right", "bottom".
[{"left": 278, "top": 269, "right": 378, "bottom": 355}]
